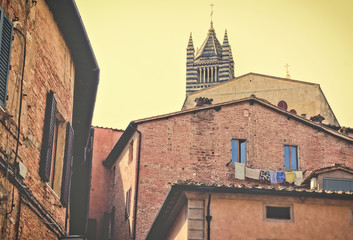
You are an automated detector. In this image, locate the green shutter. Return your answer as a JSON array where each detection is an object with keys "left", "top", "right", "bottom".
[
  {"left": 61, "top": 122, "right": 74, "bottom": 207},
  {"left": 0, "top": 7, "right": 13, "bottom": 108},
  {"left": 40, "top": 91, "right": 57, "bottom": 181}
]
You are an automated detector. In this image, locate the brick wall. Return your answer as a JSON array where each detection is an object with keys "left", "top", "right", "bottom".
[
  {"left": 111, "top": 100, "right": 353, "bottom": 239},
  {"left": 89, "top": 127, "right": 123, "bottom": 239},
  {"left": 0, "top": 1, "right": 75, "bottom": 239}
]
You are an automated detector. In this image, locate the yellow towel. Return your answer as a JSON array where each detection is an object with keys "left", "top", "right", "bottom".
[{"left": 285, "top": 172, "right": 295, "bottom": 183}]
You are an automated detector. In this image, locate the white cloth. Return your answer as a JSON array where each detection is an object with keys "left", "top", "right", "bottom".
[
  {"left": 245, "top": 167, "right": 261, "bottom": 180},
  {"left": 235, "top": 163, "right": 245, "bottom": 180},
  {"left": 294, "top": 171, "right": 303, "bottom": 186}
]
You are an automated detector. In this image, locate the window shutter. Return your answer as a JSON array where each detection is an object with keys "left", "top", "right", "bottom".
[
  {"left": 40, "top": 91, "right": 57, "bottom": 181},
  {"left": 0, "top": 7, "right": 13, "bottom": 108},
  {"left": 101, "top": 212, "right": 110, "bottom": 240},
  {"left": 61, "top": 122, "right": 74, "bottom": 207}
]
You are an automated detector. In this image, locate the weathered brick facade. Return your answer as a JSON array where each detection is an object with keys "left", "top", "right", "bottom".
[
  {"left": 106, "top": 97, "right": 353, "bottom": 239},
  {"left": 0, "top": 1, "right": 98, "bottom": 239},
  {"left": 88, "top": 127, "right": 123, "bottom": 240}
]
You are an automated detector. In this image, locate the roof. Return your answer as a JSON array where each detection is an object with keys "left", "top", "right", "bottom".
[
  {"left": 194, "top": 23, "right": 222, "bottom": 61},
  {"left": 146, "top": 180, "right": 353, "bottom": 239},
  {"left": 45, "top": 0, "right": 99, "bottom": 160},
  {"left": 103, "top": 95, "right": 353, "bottom": 168},
  {"left": 92, "top": 126, "right": 124, "bottom": 132},
  {"left": 302, "top": 164, "right": 353, "bottom": 186},
  {"left": 185, "top": 72, "right": 319, "bottom": 98}
]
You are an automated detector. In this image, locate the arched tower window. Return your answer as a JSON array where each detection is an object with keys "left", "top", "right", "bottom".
[
  {"left": 278, "top": 101, "right": 288, "bottom": 110},
  {"left": 289, "top": 109, "right": 297, "bottom": 115}
]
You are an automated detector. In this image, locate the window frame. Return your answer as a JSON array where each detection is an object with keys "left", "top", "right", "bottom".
[
  {"left": 263, "top": 203, "right": 294, "bottom": 223},
  {"left": 125, "top": 188, "right": 132, "bottom": 220},
  {"left": 284, "top": 145, "right": 299, "bottom": 170},
  {"left": 231, "top": 138, "right": 247, "bottom": 164}
]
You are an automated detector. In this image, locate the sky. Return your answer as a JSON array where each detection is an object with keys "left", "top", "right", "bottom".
[{"left": 75, "top": 0, "right": 353, "bottom": 130}]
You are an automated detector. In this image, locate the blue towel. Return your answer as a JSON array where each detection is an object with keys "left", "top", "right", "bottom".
[{"left": 277, "top": 171, "right": 285, "bottom": 183}]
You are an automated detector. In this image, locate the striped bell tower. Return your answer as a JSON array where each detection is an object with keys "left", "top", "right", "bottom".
[{"left": 186, "top": 22, "right": 234, "bottom": 95}]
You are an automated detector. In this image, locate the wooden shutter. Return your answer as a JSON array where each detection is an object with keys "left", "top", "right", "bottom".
[
  {"left": 0, "top": 7, "right": 13, "bottom": 108},
  {"left": 40, "top": 91, "right": 57, "bottom": 181},
  {"left": 61, "top": 122, "right": 74, "bottom": 207},
  {"left": 101, "top": 212, "right": 110, "bottom": 240}
]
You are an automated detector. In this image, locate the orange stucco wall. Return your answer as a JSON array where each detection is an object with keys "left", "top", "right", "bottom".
[
  {"left": 210, "top": 195, "right": 353, "bottom": 240},
  {"left": 166, "top": 205, "right": 188, "bottom": 240}
]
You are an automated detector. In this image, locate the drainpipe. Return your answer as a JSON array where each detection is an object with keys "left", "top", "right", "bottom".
[
  {"left": 206, "top": 192, "right": 212, "bottom": 240},
  {"left": 129, "top": 123, "right": 141, "bottom": 240}
]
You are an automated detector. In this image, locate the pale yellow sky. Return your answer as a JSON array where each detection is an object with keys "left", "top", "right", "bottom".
[{"left": 75, "top": 0, "right": 353, "bottom": 130}]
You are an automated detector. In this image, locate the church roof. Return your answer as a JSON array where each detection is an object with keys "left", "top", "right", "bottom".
[{"left": 194, "top": 22, "right": 222, "bottom": 62}]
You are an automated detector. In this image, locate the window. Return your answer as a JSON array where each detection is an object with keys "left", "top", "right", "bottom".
[
  {"left": 40, "top": 91, "right": 74, "bottom": 206},
  {"left": 232, "top": 139, "right": 246, "bottom": 164},
  {"left": 0, "top": 7, "right": 13, "bottom": 109},
  {"left": 264, "top": 204, "right": 293, "bottom": 222},
  {"left": 277, "top": 100, "right": 288, "bottom": 110},
  {"left": 128, "top": 140, "right": 133, "bottom": 163},
  {"left": 284, "top": 145, "right": 298, "bottom": 170},
  {"left": 111, "top": 165, "right": 116, "bottom": 186},
  {"left": 125, "top": 188, "right": 132, "bottom": 220},
  {"left": 323, "top": 178, "right": 353, "bottom": 191}
]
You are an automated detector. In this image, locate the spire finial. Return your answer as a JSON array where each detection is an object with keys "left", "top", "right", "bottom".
[
  {"left": 210, "top": 3, "right": 214, "bottom": 27},
  {"left": 284, "top": 63, "right": 291, "bottom": 79}
]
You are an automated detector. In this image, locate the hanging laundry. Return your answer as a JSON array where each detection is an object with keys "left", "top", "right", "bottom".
[
  {"left": 276, "top": 172, "right": 285, "bottom": 183},
  {"left": 285, "top": 172, "right": 295, "bottom": 184},
  {"left": 245, "top": 167, "right": 261, "bottom": 180},
  {"left": 235, "top": 162, "right": 245, "bottom": 180},
  {"left": 259, "top": 170, "right": 271, "bottom": 183},
  {"left": 270, "top": 171, "right": 277, "bottom": 184},
  {"left": 294, "top": 171, "right": 303, "bottom": 186}
]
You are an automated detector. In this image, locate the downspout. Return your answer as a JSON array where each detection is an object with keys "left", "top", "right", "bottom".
[
  {"left": 15, "top": 192, "right": 22, "bottom": 240},
  {"left": 206, "top": 192, "right": 212, "bottom": 240},
  {"left": 129, "top": 123, "right": 141, "bottom": 240}
]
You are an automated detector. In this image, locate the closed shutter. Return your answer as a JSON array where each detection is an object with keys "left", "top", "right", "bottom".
[
  {"left": 61, "top": 122, "right": 74, "bottom": 207},
  {"left": 101, "top": 212, "right": 110, "bottom": 240},
  {"left": 40, "top": 91, "right": 57, "bottom": 181},
  {"left": 0, "top": 7, "right": 13, "bottom": 108}
]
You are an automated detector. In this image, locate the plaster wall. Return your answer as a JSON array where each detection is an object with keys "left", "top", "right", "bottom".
[
  {"left": 166, "top": 205, "right": 188, "bottom": 240},
  {"left": 183, "top": 74, "right": 339, "bottom": 126}
]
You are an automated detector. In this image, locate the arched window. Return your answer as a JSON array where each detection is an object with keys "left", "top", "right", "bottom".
[
  {"left": 289, "top": 109, "right": 297, "bottom": 115},
  {"left": 277, "top": 101, "right": 288, "bottom": 110}
]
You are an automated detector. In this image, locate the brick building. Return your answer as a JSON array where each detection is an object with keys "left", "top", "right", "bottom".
[
  {"left": 0, "top": 0, "right": 98, "bottom": 239},
  {"left": 88, "top": 126, "right": 124, "bottom": 240},
  {"left": 102, "top": 95, "right": 353, "bottom": 239}
]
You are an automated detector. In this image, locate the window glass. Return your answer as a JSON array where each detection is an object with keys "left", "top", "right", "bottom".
[
  {"left": 232, "top": 140, "right": 239, "bottom": 163},
  {"left": 284, "top": 146, "right": 290, "bottom": 169},
  {"left": 232, "top": 139, "right": 246, "bottom": 164},
  {"left": 284, "top": 145, "right": 298, "bottom": 170},
  {"left": 291, "top": 146, "right": 297, "bottom": 170},
  {"left": 240, "top": 141, "right": 246, "bottom": 164}
]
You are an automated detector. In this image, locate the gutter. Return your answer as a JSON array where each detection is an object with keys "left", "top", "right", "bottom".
[{"left": 128, "top": 123, "right": 142, "bottom": 240}]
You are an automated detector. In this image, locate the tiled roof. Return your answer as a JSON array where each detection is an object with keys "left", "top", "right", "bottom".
[
  {"left": 301, "top": 164, "right": 353, "bottom": 186},
  {"left": 174, "top": 180, "right": 353, "bottom": 196}
]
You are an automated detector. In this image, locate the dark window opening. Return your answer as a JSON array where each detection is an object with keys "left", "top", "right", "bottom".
[
  {"left": 323, "top": 178, "right": 353, "bottom": 191},
  {"left": 278, "top": 100, "right": 288, "bottom": 110},
  {"left": 266, "top": 206, "right": 291, "bottom": 220}
]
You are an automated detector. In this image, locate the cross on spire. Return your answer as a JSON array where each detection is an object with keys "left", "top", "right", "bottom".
[{"left": 210, "top": 3, "right": 214, "bottom": 24}]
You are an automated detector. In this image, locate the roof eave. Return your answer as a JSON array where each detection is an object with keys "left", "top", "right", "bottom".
[{"left": 45, "top": 0, "right": 99, "bottom": 161}]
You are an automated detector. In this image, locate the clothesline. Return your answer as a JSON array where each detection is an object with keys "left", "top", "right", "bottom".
[{"left": 234, "top": 163, "right": 303, "bottom": 186}]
